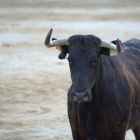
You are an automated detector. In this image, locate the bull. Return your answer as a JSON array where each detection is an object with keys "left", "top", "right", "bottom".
[{"left": 45, "top": 28, "right": 140, "bottom": 140}]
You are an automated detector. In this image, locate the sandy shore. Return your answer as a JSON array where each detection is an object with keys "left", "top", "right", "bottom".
[{"left": 0, "top": 0, "right": 140, "bottom": 139}]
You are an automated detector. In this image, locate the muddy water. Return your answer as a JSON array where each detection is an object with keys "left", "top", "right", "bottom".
[{"left": 0, "top": 1, "right": 140, "bottom": 139}]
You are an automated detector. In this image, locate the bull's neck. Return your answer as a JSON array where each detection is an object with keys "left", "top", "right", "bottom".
[{"left": 91, "top": 83, "right": 100, "bottom": 110}]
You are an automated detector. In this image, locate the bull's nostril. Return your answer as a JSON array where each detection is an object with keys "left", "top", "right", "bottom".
[{"left": 73, "top": 91, "right": 89, "bottom": 102}]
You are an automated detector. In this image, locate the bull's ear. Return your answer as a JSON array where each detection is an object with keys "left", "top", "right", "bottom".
[
  {"left": 52, "top": 38, "right": 69, "bottom": 60},
  {"left": 58, "top": 45, "right": 69, "bottom": 59}
]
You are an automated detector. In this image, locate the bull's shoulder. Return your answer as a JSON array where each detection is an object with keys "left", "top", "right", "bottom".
[{"left": 121, "top": 38, "right": 140, "bottom": 59}]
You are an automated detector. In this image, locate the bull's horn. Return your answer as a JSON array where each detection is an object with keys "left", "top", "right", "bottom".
[
  {"left": 44, "top": 28, "right": 69, "bottom": 47},
  {"left": 100, "top": 39, "right": 121, "bottom": 53}
]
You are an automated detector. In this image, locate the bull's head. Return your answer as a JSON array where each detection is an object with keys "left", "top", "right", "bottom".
[{"left": 45, "top": 29, "right": 121, "bottom": 102}]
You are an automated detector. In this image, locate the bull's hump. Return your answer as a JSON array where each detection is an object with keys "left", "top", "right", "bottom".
[{"left": 121, "top": 38, "right": 140, "bottom": 58}]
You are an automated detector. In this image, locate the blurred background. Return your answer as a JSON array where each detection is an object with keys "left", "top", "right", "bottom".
[{"left": 0, "top": 0, "right": 140, "bottom": 139}]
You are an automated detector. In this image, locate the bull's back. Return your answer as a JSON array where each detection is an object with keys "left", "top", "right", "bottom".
[{"left": 122, "top": 38, "right": 140, "bottom": 59}]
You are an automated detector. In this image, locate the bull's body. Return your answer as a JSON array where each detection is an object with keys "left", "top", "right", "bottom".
[
  {"left": 68, "top": 38, "right": 140, "bottom": 140},
  {"left": 44, "top": 29, "right": 140, "bottom": 140}
]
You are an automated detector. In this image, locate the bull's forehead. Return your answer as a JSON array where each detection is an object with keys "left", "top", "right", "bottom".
[{"left": 69, "top": 45, "right": 99, "bottom": 60}]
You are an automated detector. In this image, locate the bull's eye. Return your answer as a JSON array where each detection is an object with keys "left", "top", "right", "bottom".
[{"left": 91, "top": 60, "right": 97, "bottom": 66}]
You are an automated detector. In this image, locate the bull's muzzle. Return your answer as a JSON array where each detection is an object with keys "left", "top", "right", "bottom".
[{"left": 72, "top": 90, "right": 92, "bottom": 102}]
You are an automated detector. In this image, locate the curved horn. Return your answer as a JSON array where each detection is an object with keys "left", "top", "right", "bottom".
[
  {"left": 44, "top": 28, "right": 69, "bottom": 47},
  {"left": 100, "top": 39, "right": 121, "bottom": 53},
  {"left": 100, "top": 40, "right": 117, "bottom": 52}
]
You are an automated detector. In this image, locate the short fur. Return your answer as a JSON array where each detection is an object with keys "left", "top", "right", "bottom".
[{"left": 68, "top": 34, "right": 101, "bottom": 47}]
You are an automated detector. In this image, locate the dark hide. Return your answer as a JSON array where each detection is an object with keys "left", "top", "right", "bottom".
[
  {"left": 68, "top": 34, "right": 101, "bottom": 46},
  {"left": 65, "top": 35, "right": 140, "bottom": 140}
]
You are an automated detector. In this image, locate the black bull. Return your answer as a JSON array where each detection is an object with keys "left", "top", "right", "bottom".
[{"left": 45, "top": 33, "right": 140, "bottom": 140}]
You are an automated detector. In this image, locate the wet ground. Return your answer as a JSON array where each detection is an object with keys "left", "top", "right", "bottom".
[{"left": 0, "top": 0, "right": 140, "bottom": 139}]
